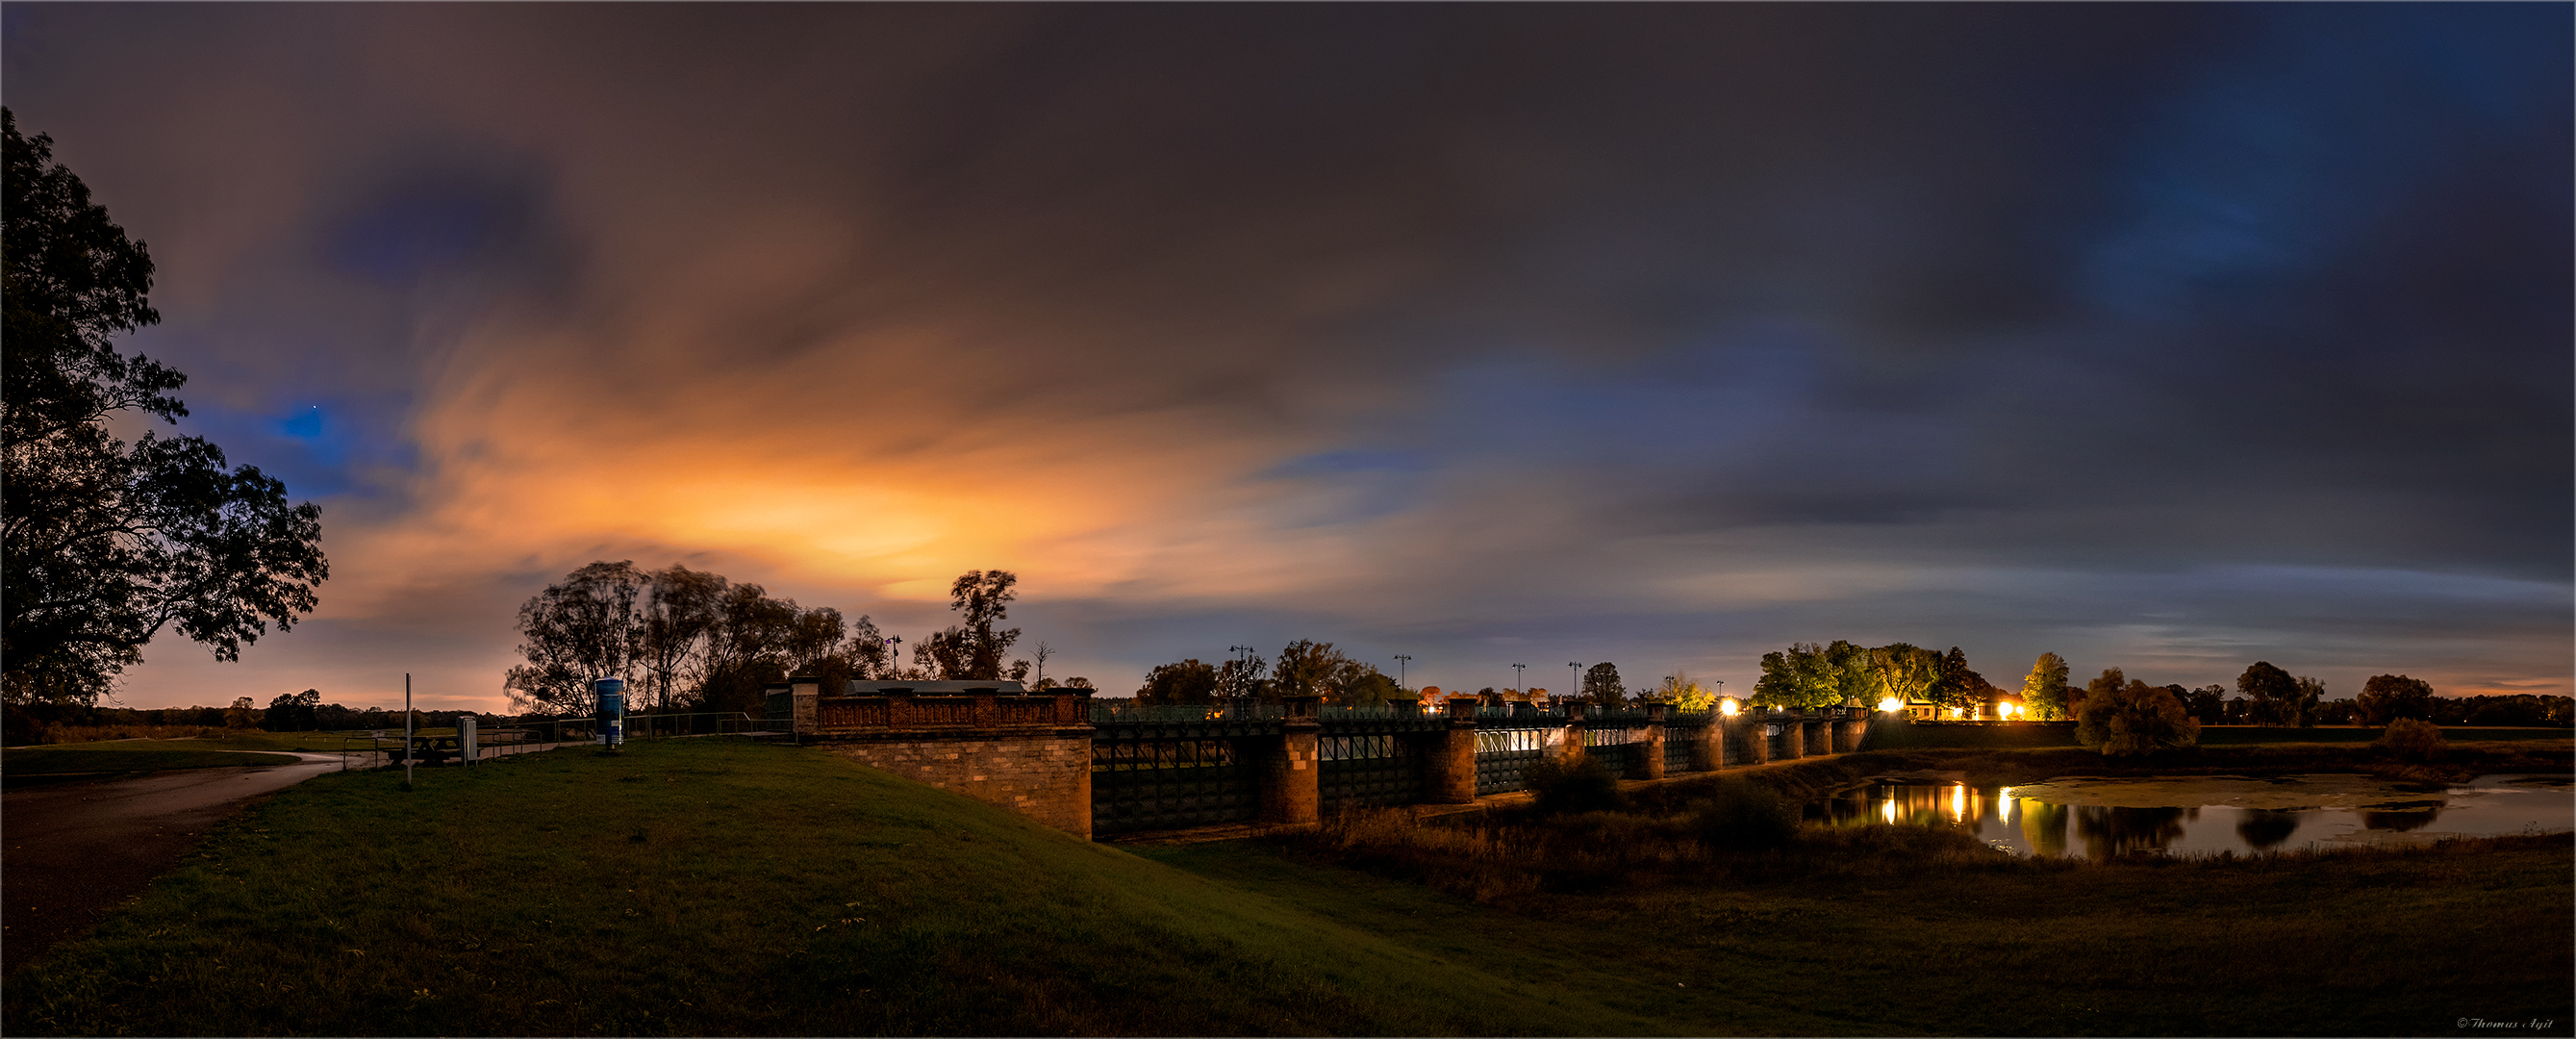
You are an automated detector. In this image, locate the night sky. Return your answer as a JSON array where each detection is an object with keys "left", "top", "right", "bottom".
[{"left": 6, "top": 5, "right": 2567, "bottom": 712}]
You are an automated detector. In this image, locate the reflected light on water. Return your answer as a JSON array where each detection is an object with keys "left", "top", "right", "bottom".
[
  {"left": 1998, "top": 787, "right": 2016, "bottom": 825},
  {"left": 1951, "top": 783, "right": 1967, "bottom": 824},
  {"left": 1881, "top": 797, "right": 1897, "bottom": 824}
]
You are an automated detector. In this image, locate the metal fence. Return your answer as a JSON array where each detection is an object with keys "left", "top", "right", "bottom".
[
  {"left": 1319, "top": 732, "right": 1426, "bottom": 808},
  {"left": 1090, "top": 717, "right": 1273, "bottom": 835},
  {"left": 1473, "top": 726, "right": 1548, "bottom": 796}
]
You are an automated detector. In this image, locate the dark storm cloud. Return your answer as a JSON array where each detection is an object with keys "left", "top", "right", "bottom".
[{"left": 4, "top": 4, "right": 2563, "bottom": 706}]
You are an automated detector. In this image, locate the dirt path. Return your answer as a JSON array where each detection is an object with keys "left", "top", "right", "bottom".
[{"left": 2, "top": 752, "right": 342, "bottom": 974}]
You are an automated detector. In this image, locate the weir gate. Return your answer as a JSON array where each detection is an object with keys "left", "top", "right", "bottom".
[{"left": 780, "top": 678, "right": 1873, "bottom": 840}]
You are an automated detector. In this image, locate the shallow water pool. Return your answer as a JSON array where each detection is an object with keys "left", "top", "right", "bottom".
[{"left": 1804, "top": 773, "right": 2572, "bottom": 857}]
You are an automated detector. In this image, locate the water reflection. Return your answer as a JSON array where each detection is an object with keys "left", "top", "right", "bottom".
[
  {"left": 2020, "top": 798, "right": 2069, "bottom": 857},
  {"left": 2361, "top": 802, "right": 2443, "bottom": 832},
  {"left": 1803, "top": 774, "right": 2570, "bottom": 858},
  {"left": 2235, "top": 809, "right": 2304, "bottom": 850},
  {"left": 2074, "top": 805, "right": 2190, "bottom": 857}
]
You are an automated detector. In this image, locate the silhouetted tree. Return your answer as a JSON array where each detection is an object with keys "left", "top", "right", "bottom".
[
  {"left": 261, "top": 688, "right": 320, "bottom": 731},
  {"left": 1928, "top": 646, "right": 1988, "bottom": 714},
  {"left": 2358, "top": 674, "right": 2435, "bottom": 726},
  {"left": 1581, "top": 662, "right": 1625, "bottom": 706},
  {"left": 3, "top": 109, "right": 327, "bottom": 711},
  {"left": 2184, "top": 684, "right": 2227, "bottom": 725},
  {"left": 2076, "top": 678, "right": 2200, "bottom": 756},
  {"left": 637, "top": 565, "right": 725, "bottom": 713},
  {"left": 505, "top": 561, "right": 649, "bottom": 714},
  {"left": 1217, "top": 651, "right": 1271, "bottom": 700},
  {"left": 916, "top": 570, "right": 1025, "bottom": 681},
  {"left": 2292, "top": 676, "right": 2326, "bottom": 728},
  {"left": 2235, "top": 661, "right": 2308, "bottom": 726},
  {"left": 1137, "top": 659, "right": 1220, "bottom": 704},
  {"left": 1272, "top": 639, "right": 1341, "bottom": 698}
]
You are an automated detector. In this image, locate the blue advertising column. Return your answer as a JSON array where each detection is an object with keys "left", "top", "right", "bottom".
[{"left": 595, "top": 678, "right": 626, "bottom": 749}]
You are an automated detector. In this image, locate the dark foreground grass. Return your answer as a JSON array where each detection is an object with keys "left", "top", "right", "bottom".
[
  {"left": 1, "top": 747, "right": 298, "bottom": 777},
  {"left": 1154, "top": 829, "right": 2574, "bottom": 1037},
  {"left": 4, "top": 739, "right": 1669, "bottom": 1037}
]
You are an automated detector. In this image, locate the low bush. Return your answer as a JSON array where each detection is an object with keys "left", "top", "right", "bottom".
[
  {"left": 1688, "top": 777, "right": 1796, "bottom": 851},
  {"left": 2378, "top": 718, "right": 2446, "bottom": 763},
  {"left": 1522, "top": 754, "right": 1625, "bottom": 814}
]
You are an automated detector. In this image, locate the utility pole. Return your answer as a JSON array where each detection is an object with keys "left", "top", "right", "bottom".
[
  {"left": 1510, "top": 663, "right": 1527, "bottom": 696},
  {"left": 1394, "top": 654, "right": 1411, "bottom": 689},
  {"left": 403, "top": 672, "right": 414, "bottom": 791}
]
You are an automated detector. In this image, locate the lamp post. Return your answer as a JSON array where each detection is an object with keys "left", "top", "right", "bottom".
[
  {"left": 1510, "top": 663, "right": 1527, "bottom": 696},
  {"left": 1568, "top": 662, "right": 1582, "bottom": 705},
  {"left": 1394, "top": 654, "right": 1411, "bottom": 689},
  {"left": 886, "top": 636, "right": 901, "bottom": 677}
]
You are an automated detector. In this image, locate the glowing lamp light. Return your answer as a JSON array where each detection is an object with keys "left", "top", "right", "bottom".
[
  {"left": 1877, "top": 697, "right": 1904, "bottom": 714},
  {"left": 1996, "top": 702, "right": 2019, "bottom": 720},
  {"left": 1718, "top": 698, "right": 1740, "bottom": 717}
]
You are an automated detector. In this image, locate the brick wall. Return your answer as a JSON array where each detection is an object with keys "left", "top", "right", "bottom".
[{"left": 823, "top": 733, "right": 1093, "bottom": 839}]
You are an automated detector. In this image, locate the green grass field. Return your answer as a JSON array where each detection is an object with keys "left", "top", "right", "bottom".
[
  {"left": 1151, "top": 831, "right": 2572, "bottom": 1037},
  {"left": 4, "top": 739, "right": 1667, "bottom": 1037},
  {"left": 1, "top": 747, "right": 299, "bottom": 777},
  {"left": 8, "top": 738, "right": 2567, "bottom": 1036}
]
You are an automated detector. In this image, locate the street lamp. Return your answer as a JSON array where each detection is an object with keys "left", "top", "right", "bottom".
[
  {"left": 1394, "top": 654, "right": 1411, "bottom": 689},
  {"left": 1568, "top": 662, "right": 1582, "bottom": 704},
  {"left": 1510, "top": 663, "right": 1527, "bottom": 695}
]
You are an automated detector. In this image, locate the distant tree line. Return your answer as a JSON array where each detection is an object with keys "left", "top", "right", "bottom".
[
  {"left": 1754, "top": 641, "right": 2000, "bottom": 713},
  {"left": 23, "top": 694, "right": 492, "bottom": 735},
  {"left": 505, "top": 563, "right": 1082, "bottom": 718},
  {"left": 1134, "top": 640, "right": 1402, "bottom": 706}
]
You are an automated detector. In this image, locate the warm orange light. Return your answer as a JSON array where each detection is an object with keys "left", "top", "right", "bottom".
[
  {"left": 1878, "top": 697, "right": 1903, "bottom": 713},
  {"left": 1718, "top": 698, "right": 1740, "bottom": 717}
]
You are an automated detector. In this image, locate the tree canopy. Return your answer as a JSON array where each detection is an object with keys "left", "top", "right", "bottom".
[
  {"left": 1753, "top": 641, "right": 1869, "bottom": 709},
  {"left": 2076, "top": 677, "right": 2201, "bottom": 756},
  {"left": 1135, "top": 659, "right": 1219, "bottom": 704},
  {"left": 915, "top": 570, "right": 1026, "bottom": 681},
  {"left": 1580, "top": 662, "right": 1626, "bottom": 706},
  {"left": 2022, "top": 652, "right": 2071, "bottom": 721},
  {"left": 2235, "top": 661, "right": 2319, "bottom": 726},
  {"left": 504, "top": 561, "right": 899, "bottom": 715},
  {"left": 3, "top": 108, "right": 327, "bottom": 709}
]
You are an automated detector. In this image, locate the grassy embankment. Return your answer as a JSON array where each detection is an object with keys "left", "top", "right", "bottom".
[
  {"left": 5, "top": 738, "right": 1671, "bottom": 1037},
  {"left": 1158, "top": 824, "right": 2572, "bottom": 1037},
  {"left": 10, "top": 736, "right": 2569, "bottom": 1036},
  {"left": 1201, "top": 737, "right": 2573, "bottom": 1036}
]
